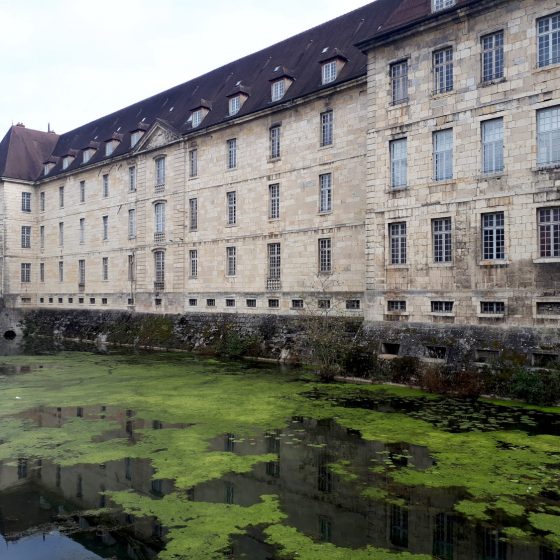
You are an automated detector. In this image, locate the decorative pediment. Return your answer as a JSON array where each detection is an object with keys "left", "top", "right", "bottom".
[{"left": 134, "top": 120, "right": 180, "bottom": 152}]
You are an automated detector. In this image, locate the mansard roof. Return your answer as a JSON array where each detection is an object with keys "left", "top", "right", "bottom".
[
  {"left": 0, "top": 125, "right": 59, "bottom": 182},
  {"left": 1, "top": 0, "right": 486, "bottom": 182}
]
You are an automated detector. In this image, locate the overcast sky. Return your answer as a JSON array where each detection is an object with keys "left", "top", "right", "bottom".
[{"left": 0, "top": 0, "right": 372, "bottom": 136}]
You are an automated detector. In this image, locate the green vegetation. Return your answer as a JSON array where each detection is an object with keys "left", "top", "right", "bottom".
[{"left": 0, "top": 352, "right": 558, "bottom": 558}]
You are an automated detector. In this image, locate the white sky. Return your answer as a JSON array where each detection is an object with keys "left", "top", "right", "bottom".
[{"left": 0, "top": 0, "right": 372, "bottom": 136}]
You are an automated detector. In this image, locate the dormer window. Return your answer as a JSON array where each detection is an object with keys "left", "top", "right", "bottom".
[
  {"left": 82, "top": 148, "right": 95, "bottom": 164},
  {"left": 432, "top": 0, "right": 455, "bottom": 11},
  {"left": 271, "top": 80, "right": 285, "bottom": 102},
  {"left": 44, "top": 162, "right": 55, "bottom": 175},
  {"left": 229, "top": 96, "right": 241, "bottom": 116},
  {"left": 62, "top": 156, "right": 74, "bottom": 170},
  {"left": 130, "top": 131, "right": 144, "bottom": 148},
  {"left": 322, "top": 60, "right": 337, "bottom": 85},
  {"left": 105, "top": 141, "right": 115, "bottom": 156},
  {"left": 191, "top": 110, "right": 202, "bottom": 128}
]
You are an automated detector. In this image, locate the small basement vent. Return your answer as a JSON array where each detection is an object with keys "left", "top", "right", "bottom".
[{"left": 537, "top": 302, "right": 560, "bottom": 316}]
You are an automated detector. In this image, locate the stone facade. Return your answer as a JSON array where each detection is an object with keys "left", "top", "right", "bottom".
[
  {"left": 2, "top": 0, "right": 560, "bottom": 360},
  {"left": 363, "top": 0, "right": 560, "bottom": 334}
]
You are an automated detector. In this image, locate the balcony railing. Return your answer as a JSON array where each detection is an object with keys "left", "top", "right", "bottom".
[
  {"left": 154, "top": 183, "right": 165, "bottom": 193},
  {"left": 154, "top": 232, "right": 166, "bottom": 244},
  {"left": 154, "top": 281, "right": 165, "bottom": 292},
  {"left": 266, "top": 278, "right": 281, "bottom": 291}
]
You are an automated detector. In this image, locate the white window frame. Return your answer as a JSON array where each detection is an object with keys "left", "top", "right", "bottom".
[
  {"left": 433, "top": 129, "right": 453, "bottom": 181},
  {"left": 432, "top": 217, "right": 452, "bottom": 263},
  {"left": 322, "top": 61, "right": 337, "bottom": 85},
  {"left": 538, "top": 12, "right": 560, "bottom": 68},
  {"left": 537, "top": 106, "right": 560, "bottom": 167},
  {"left": 21, "top": 226, "right": 31, "bottom": 249},
  {"left": 538, "top": 207, "right": 560, "bottom": 258},
  {"left": 78, "top": 259, "right": 86, "bottom": 285},
  {"left": 227, "top": 138, "right": 237, "bottom": 169},
  {"left": 155, "top": 156, "right": 166, "bottom": 187},
  {"left": 154, "top": 202, "right": 166, "bottom": 234},
  {"left": 320, "top": 111, "right": 333, "bottom": 146},
  {"left": 189, "top": 198, "right": 198, "bottom": 231},
  {"left": 39, "top": 263, "right": 44, "bottom": 283},
  {"left": 390, "top": 138, "right": 407, "bottom": 189},
  {"left": 229, "top": 96, "right": 241, "bottom": 116},
  {"left": 389, "top": 222, "right": 407, "bottom": 265},
  {"left": 154, "top": 251, "right": 165, "bottom": 284},
  {"left": 319, "top": 173, "right": 332, "bottom": 213},
  {"left": 482, "top": 211, "right": 505, "bottom": 260},
  {"left": 20, "top": 263, "right": 31, "bottom": 283},
  {"left": 269, "top": 183, "right": 280, "bottom": 219},
  {"left": 189, "top": 249, "right": 198, "bottom": 277},
  {"left": 318, "top": 238, "right": 332, "bottom": 273},
  {"left": 432, "top": 0, "right": 455, "bottom": 12},
  {"left": 80, "top": 180, "right": 86, "bottom": 202},
  {"left": 128, "top": 209, "right": 136, "bottom": 240},
  {"left": 271, "top": 80, "right": 285, "bottom": 102},
  {"left": 482, "top": 118, "right": 504, "bottom": 175},
  {"left": 226, "top": 246, "right": 236, "bottom": 276},
  {"left": 58, "top": 222, "right": 64, "bottom": 247},
  {"left": 226, "top": 191, "right": 237, "bottom": 225},
  {"left": 22, "top": 192, "right": 31, "bottom": 213},
  {"left": 102, "top": 215, "right": 109, "bottom": 241},
  {"left": 129, "top": 166, "right": 136, "bottom": 192},
  {"left": 191, "top": 110, "right": 202, "bottom": 128},
  {"left": 268, "top": 242, "right": 281, "bottom": 280},
  {"left": 433, "top": 47, "right": 453, "bottom": 94},
  {"left": 189, "top": 149, "right": 198, "bottom": 178},
  {"left": 79, "top": 218, "right": 85, "bottom": 244},
  {"left": 270, "top": 126, "right": 281, "bottom": 159},
  {"left": 390, "top": 60, "right": 408, "bottom": 104},
  {"left": 481, "top": 31, "right": 504, "bottom": 83}
]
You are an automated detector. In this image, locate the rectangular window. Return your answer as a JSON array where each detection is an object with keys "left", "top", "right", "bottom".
[
  {"left": 40, "top": 191, "right": 45, "bottom": 212},
  {"left": 154, "top": 251, "right": 165, "bottom": 286},
  {"left": 268, "top": 299, "right": 279, "bottom": 308},
  {"left": 388, "top": 300, "right": 407, "bottom": 312},
  {"left": 246, "top": 298, "right": 257, "bottom": 308},
  {"left": 128, "top": 254, "right": 135, "bottom": 281},
  {"left": 21, "top": 263, "right": 31, "bottom": 283},
  {"left": 481, "top": 31, "right": 504, "bottom": 82},
  {"left": 318, "top": 238, "right": 332, "bottom": 273},
  {"left": 318, "top": 299, "right": 331, "bottom": 309},
  {"left": 79, "top": 218, "right": 85, "bottom": 244},
  {"left": 433, "top": 0, "right": 455, "bottom": 11},
  {"left": 482, "top": 211, "right": 505, "bottom": 260},
  {"left": 320, "top": 110, "right": 333, "bottom": 146},
  {"left": 390, "top": 60, "right": 408, "bottom": 104},
  {"left": 189, "top": 298, "right": 197, "bottom": 307},
  {"left": 268, "top": 243, "right": 281, "bottom": 280},
  {"left": 229, "top": 96, "right": 240, "bottom": 116},
  {"left": 271, "top": 80, "right": 285, "bottom": 102},
  {"left": 102, "top": 215, "right": 108, "bottom": 240},
  {"left": 154, "top": 203, "right": 166, "bottom": 235},
  {"left": 226, "top": 191, "right": 237, "bottom": 225},
  {"left": 226, "top": 246, "right": 236, "bottom": 276},
  {"left": 206, "top": 299, "right": 216, "bottom": 307},
  {"left": 102, "top": 174, "right": 109, "bottom": 197},
  {"left": 226, "top": 298, "right": 236, "bottom": 308},
  {"left": 129, "top": 166, "right": 136, "bottom": 192},
  {"left": 22, "top": 192, "right": 31, "bottom": 212},
  {"left": 433, "top": 47, "right": 453, "bottom": 94},
  {"left": 433, "top": 129, "right": 453, "bottom": 181},
  {"left": 59, "top": 261, "right": 64, "bottom": 282},
  {"left": 292, "top": 299, "right": 304, "bottom": 309},
  {"left": 432, "top": 217, "right": 452, "bottom": 263},
  {"left": 269, "top": 183, "right": 280, "bottom": 219},
  {"left": 79, "top": 259, "right": 86, "bottom": 285},
  {"left": 59, "top": 186, "right": 64, "bottom": 208},
  {"left": 21, "top": 226, "right": 31, "bottom": 248},
  {"left": 128, "top": 209, "right": 136, "bottom": 239},
  {"left": 538, "top": 12, "right": 560, "bottom": 68},
  {"left": 189, "top": 149, "right": 198, "bottom": 178},
  {"left": 390, "top": 222, "right": 407, "bottom": 265},
  {"left": 322, "top": 61, "right": 337, "bottom": 85},
  {"left": 191, "top": 110, "right": 202, "bottom": 128},
  {"left": 482, "top": 118, "right": 504, "bottom": 174},
  {"left": 189, "top": 249, "right": 198, "bottom": 277},
  {"left": 189, "top": 198, "right": 198, "bottom": 231},
  {"left": 79, "top": 180, "right": 86, "bottom": 202},
  {"left": 155, "top": 157, "right": 165, "bottom": 187},
  {"left": 227, "top": 138, "right": 237, "bottom": 169},
  {"left": 319, "top": 173, "right": 332, "bottom": 213},
  {"left": 346, "top": 299, "right": 361, "bottom": 310},
  {"left": 40, "top": 262, "right": 44, "bottom": 282},
  {"left": 40, "top": 226, "right": 45, "bottom": 249},
  {"left": 431, "top": 301, "right": 454, "bottom": 313},
  {"left": 102, "top": 257, "right": 109, "bottom": 281},
  {"left": 390, "top": 138, "right": 407, "bottom": 189},
  {"left": 58, "top": 222, "right": 64, "bottom": 246},
  {"left": 270, "top": 126, "right": 281, "bottom": 159},
  {"left": 538, "top": 207, "right": 560, "bottom": 257},
  {"left": 537, "top": 106, "right": 560, "bottom": 167},
  {"left": 481, "top": 301, "right": 505, "bottom": 314}
]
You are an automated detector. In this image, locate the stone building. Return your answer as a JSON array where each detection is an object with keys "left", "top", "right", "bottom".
[{"left": 0, "top": 0, "right": 559, "bottom": 359}]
